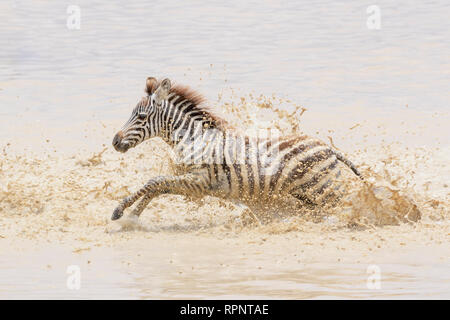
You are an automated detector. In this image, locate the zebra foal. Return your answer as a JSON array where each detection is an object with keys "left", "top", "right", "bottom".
[{"left": 111, "top": 77, "right": 362, "bottom": 221}]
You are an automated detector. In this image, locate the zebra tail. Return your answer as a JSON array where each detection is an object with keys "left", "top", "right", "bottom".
[{"left": 333, "top": 150, "right": 363, "bottom": 179}]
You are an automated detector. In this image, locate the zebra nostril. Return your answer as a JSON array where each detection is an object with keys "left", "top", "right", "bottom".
[{"left": 112, "top": 133, "right": 122, "bottom": 147}]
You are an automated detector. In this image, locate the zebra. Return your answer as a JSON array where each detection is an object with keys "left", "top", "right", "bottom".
[{"left": 111, "top": 77, "right": 363, "bottom": 221}]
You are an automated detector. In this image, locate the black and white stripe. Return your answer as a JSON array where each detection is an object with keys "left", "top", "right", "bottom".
[{"left": 111, "top": 77, "right": 361, "bottom": 220}]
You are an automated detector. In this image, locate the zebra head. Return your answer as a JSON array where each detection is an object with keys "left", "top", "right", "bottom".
[{"left": 112, "top": 77, "right": 172, "bottom": 153}]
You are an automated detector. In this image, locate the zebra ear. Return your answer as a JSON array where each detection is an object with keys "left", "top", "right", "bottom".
[
  {"left": 154, "top": 78, "right": 171, "bottom": 101},
  {"left": 145, "top": 77, "right": 158, "bottom": 95},
  {"left": 160, "top": 78, "right": 171, "bottom": 92}
]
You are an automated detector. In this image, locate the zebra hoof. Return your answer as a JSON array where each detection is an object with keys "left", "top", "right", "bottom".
[{"left": 111, "top": 207, "right": 124, "bottom": 220}]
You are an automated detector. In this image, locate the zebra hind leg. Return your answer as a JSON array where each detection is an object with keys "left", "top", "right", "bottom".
[{"left": 289, "top": 192, "right": 317, "bottom": 210}]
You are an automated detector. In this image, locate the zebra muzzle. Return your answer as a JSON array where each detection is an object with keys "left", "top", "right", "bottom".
[{"left": 112, "top": 132, "right": 131, "bottom": 153}]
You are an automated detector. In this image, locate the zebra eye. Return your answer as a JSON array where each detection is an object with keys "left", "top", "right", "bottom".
[{"left": 138, "top": 112, "right": 147, "bottom": 120}]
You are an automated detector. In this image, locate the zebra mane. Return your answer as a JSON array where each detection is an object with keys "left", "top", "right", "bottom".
[
  {"left": 170, "top": 84, "right": 206, "bottom": 109},
  {"left": 147, "top": 82, "right": 231, "bottom": 130}
]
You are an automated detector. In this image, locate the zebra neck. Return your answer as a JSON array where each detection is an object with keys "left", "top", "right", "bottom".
[
  {"left": 168, "top": 116, "right": 225, "bottom": 148},
  {"left": 163, "top": 97, "right": 224, "bottom": 148}
]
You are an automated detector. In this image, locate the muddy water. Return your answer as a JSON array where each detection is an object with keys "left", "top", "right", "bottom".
[
  {"left": 1, "top": 232, "right": 449, "bottom": 299},
  {"left": 0, "top": 1, "right": 449, "bottom": 299},
  {"left": 0, "top": 103, "right": 448, "bottom": 299}
]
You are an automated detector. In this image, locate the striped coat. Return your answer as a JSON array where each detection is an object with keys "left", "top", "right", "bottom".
[{"left": 111, "top": 77, "right": 362, "bottom": 220}]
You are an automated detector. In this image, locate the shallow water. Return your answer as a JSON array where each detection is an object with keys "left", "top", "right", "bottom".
[
  {"left": 1, "top": 0, "right": 449, "bottom": 152},
  {"left": 0, "top": 0, "right": 449, "bottom": 299},
  {"left": 1, "top": 233, "right": 449, "bottom": 299}
]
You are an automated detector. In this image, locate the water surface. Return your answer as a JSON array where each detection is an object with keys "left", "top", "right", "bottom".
[{"left": 0, "top": 0, "right": 449, "bottom": 300}]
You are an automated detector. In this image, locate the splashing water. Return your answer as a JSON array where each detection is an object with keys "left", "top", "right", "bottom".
[{"left": 0, "top": 92, "right": 449, "bottom": 299}]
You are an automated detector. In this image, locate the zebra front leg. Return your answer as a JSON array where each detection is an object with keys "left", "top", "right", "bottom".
[
  {"left": 111, "top": 173, "right": 210, "bottom": 220},
  {"left": 112, "top": 193, "right": 147, "bottom": 221},
  {"left": 129, "top": 191, "right": 153, "bottom": 217}
]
